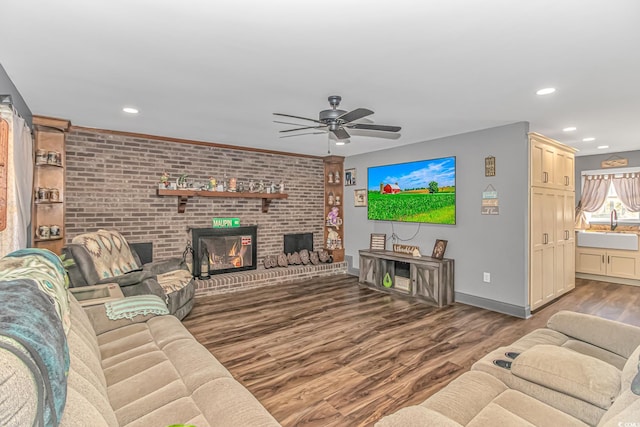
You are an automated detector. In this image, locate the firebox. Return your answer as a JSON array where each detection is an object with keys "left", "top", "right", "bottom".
[{"left": 192, "top": 226, "right": 257, "bottom": 277}]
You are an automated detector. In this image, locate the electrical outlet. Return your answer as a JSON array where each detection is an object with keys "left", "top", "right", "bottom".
[{"left": 483, "top": 272, "right": 491, "bottom": 283}]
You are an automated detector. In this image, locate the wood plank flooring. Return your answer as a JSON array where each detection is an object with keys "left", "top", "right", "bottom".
[{"left": 182, "top": 274, "right": 640, "bottom": 426}]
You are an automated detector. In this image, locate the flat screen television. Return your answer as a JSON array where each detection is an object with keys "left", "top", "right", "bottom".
[{"left": 367, "top": 156, "right": 456, "bottom": 224}]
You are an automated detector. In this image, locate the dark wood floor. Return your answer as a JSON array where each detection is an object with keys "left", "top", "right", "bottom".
[{"left": 182, "top": 275, "right": 640, "bottom": 427}]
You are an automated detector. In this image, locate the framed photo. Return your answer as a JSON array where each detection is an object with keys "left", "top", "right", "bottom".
[
  {"left": 354, "top": 189, "right": 367, "bottom": 207},
  {"left": 345, "top": 168, "right": 356, "bottom": 186},
  {"left": 431, "top": 239, "right": 448, "bottom": 260}
]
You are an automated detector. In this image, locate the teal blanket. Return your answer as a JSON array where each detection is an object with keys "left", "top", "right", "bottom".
[{"left": 0, "top": 279, "right": 70, "bottom": 427}]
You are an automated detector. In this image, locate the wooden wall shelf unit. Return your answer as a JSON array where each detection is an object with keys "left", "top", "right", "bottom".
[
  {"left": 32, "top": 116, "right": 70, "bottom": 255},
  {"left": 324, "top": 155, "right": 344, "bottom": 262},
  {"left": 156, "top": 189, "right": 288, "bottom": 213},
  {"left": 358, "top": 250, "right": 454, "bottom": 307}
]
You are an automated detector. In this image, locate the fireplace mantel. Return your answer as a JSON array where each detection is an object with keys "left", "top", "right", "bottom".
[{"left": 157, "top": 189, "right": 288, "bottom": 213}]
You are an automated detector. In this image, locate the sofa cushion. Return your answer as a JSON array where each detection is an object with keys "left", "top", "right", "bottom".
[
  {"left": 511, "top": 345, "right": 621, "bottom": 409},
  {"left": 597, "top": 345, "right": 640, "bottom": 426},
  {"left": 375, "top": 406, "right": 463, "bottom": 427},
  {"left": 104, "top": 295, "right": 169, "bottom": 320}
]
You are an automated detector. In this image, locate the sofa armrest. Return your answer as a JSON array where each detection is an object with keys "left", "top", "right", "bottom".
[
  {"left": 143, "top": 257, "right": 187, "bottom": 275},
  {"left": 83, "top": 303, "right": 162, "bottom": 335},
  {"left": 95, "top": 269, "right": 153, "bottom": 287},
  {"left": 375, "top": 406, "right": 463, "bottom": 427},
  {"left": 547, "top": 311, "right": 640, "bottom": 359}
]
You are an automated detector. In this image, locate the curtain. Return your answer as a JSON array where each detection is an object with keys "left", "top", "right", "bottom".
[
  {"left": 575, "top": 174, "right": 611, "bottom": 228},
  {"left": 0, "top": 105, "right": 33, "bottom": 256},
  {"left": 611, "top": 173, "right": 640, "bottom": 212}
]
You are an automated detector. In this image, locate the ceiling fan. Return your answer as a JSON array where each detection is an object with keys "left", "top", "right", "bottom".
[{"left": 273, "top": 95, "right": 401, "bottom": 140}]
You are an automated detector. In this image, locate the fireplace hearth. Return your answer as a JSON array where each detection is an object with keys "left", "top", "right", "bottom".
[{"left": 192, "top": 226, "right": 257, "bottom": 277}]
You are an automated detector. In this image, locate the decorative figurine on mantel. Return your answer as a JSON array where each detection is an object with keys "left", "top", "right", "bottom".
[
  {"left": 229, "top": 177, "right": 237, "bottom": 192},
  {"left": 269, "top": 182, "right": 276, "bottom": 194},
  {"left": 279, "top": 180, "right": 285, "bottom": 194},
  {"left": 248, "top": 179, "right": 256, "bottom": 192},
  {"left": 208, "top": 177, "right": 217, "bottom": 191},
  {"left": 176, "top": 174, "right": 188, "bottom": 189},
  {"left": 159, "top": 171, "right": 170, "bottom": 189},
  {"left": 237, "top": 181, "right": 245, "bottom": 193},
  {"left": 258, "top": 180, "right": 265, "bottom": 193}
]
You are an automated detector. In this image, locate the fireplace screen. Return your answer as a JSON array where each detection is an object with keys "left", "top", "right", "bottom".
[{"left": 192, "top": 226, "right": 257, "bottom": 277}]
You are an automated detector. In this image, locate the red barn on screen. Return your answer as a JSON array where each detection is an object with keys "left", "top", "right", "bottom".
[{"left": 381, "top": 183, "right": 401, "bottom": 194}]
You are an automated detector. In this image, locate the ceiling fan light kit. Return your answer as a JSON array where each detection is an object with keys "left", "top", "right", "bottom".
[{"left": 274, "top": 95, "right": 401, "bottom": 141}]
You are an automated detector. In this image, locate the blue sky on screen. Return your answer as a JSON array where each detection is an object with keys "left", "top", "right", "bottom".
[{"left": 367, "top": 157, "right": 456, "bottom": 191}]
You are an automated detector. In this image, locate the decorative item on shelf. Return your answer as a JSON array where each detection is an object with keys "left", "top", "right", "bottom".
[
  {"left": 327, "top": 171, "right": 334, "bottom": 184},
  {"left": 237, "top": 181, "right": 245, "bottom": 192},
  {"left": 208, "top": 177, "right": 216, "bottom": 191},
  {"left": 176, "top": 174, "right": 188, "bottom": 189},
  {"left": 199, "top": 243, "right": 211, "bottom": 279},
  {"left": 159, "top": 172, "right": 170, "bottom": 189},
  {"left": 326, "top": 228, "right": 342, "bottom": 249},
  {"left": 334, "top": 171, "right": 340, "bottom": 184},
  {"left": 258, "top": 180, "right": 265, "bottom": 193},
  {"left": 50, "top": 225, "right": 61, "bottom": 237},
  {"left": 393, "top": 244, "right": 421, "bottom": 257},
  {"left": 485, "top": 156, "right": 496, "bottom": 177},
  {"left": 37, "top": 225, "right": 51, "bottom": 240},
  {"left": 47, "top": 150, "right": 60, "bottom": 165},
  {"left": 370, "top": 233, "right": 386, "bottom": 251},
  {"left": 265, "top": 182, "right": 272, "bottom": 194},
  {"left": 248, "top": 179, "right": 256, "bottom": 192},
  {"left": 328, "top": 191, "right": 335, "bottom": 205},
  {"left": 345, "top": 168, "right": 356, "bottom": 186},
  {"left": 182, "top": 240, "right": 194, "bottom": 273},
  {"left": 335, "top": 195, "right": 341, "bottom": 205},
  {"left": 228, "top": 177, "right": 237, "bottom": 192},
  {"left": 432, "top": 239, "right": 448, "bottom": 260},
  {"left": 269, "top": 182, "right": 276, "bottom": 194},
  {"left": 383, "top": 272, "right": 393, "bottom": 288},
  {"left": 326, "top": 206, "right": 343, "bottom": 229},
  {"left": 35, "top": 149, "right": 47, "bottom": 165},
  {"left": 36, "top": 187, "right": 49, "bottom": 202},
  {"left": 354, "top": 189, "right": 367, "bottom": 207},
  {"left": 279, "top": 180, "right": 285, "bottom": 194}
]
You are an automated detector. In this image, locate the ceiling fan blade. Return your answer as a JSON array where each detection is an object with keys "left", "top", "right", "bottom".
[
  {"left": 280, "top": 132, "right": 326, "bottom": 139},
  {"left": 346, "top": 123, "right": 401, "bottom": 133},
  {"left": 338, "top": 108, "right": 374, "bottom": 123},
  {"left": 349, "top": 129, "right": 402, "bottom": 140},
  {"left": 274, "top": 120, "right": 314, "bottom": 127},
  {"left": 273, "top": 113, "right": 323, "bottom": 124},
  {"left": 279, "top": 125, "right": 327, "bottom": 133},
  {"left": 331, "top": 127, "right": 350, "bottom": 140}
]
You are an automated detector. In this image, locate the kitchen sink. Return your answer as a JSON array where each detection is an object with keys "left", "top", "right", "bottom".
[{"left": 576, "top": 231, "right": 639, "bottom": 250}]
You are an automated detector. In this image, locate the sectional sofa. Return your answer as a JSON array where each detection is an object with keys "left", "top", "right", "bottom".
[
  {"left": 376, "top": 310, "right": 640, "bottom": 426},
  {"left": 0, "top": 248, "right": 279, "bottom": 426}
]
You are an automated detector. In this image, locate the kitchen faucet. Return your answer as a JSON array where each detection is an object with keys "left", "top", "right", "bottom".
[{"left": 611, "top": 209, "right": 618, "bottom": 231}]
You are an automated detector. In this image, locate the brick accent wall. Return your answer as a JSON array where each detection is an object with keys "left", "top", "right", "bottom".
[{"left": 64, "top": 129, "right": 325, "bottom": 262}]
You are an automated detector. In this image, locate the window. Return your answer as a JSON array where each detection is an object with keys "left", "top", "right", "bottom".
[{"left": 586, "top": 183, "right": 640, "bottom": 223}]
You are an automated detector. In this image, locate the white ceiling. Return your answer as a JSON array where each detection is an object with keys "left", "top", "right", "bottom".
[{"left": 2, "top": 0, "right": 639, "bottom": 157}]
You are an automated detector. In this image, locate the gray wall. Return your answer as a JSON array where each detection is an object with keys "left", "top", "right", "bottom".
[
  {"left": 575, "top": 149, "right": 640, "bottom": 202},
  {"left": 344, "top": 122, "right": 531, "bottom": 316},
  {"left": 0, "top": 64, "right": 32, "bottom": 126}
]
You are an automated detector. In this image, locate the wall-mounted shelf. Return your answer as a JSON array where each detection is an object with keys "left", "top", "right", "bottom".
[{"left": 156, "top": 189, "right": 288, "bottom": 213}]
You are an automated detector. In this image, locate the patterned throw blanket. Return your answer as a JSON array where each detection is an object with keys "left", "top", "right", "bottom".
[
  {"left": 71, "top": 229, "right": 140, "bottom": 279},
  {"left": 0, "top": 279, "right": 70, "bottom": 427}
]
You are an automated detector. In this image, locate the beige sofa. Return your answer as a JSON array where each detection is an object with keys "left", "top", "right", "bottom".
[
  {"left": 376, "top": 311, "right": 640, "bottom": 427},
  {"left": 0, "top": 248, "right": 279, "bottom": 427}
]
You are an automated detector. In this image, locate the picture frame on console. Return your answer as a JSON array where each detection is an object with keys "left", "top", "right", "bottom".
[{"left": 432, "top": 239, "right": 448, "bottom": 260}]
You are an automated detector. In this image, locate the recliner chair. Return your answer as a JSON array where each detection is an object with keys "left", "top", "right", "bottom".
[{"left": 63, "top": 229, "right": 195, "bottom": 320}]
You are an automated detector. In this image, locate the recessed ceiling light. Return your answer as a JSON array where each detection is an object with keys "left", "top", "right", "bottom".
[
  {"left": 335, "top": 141, "right": 346, "bottom": 146},
  {"left": 597, "top": 145, "right": 609, "bottom": 149},
  {"left": 536, "top": 87, "right": 556, "bottom": 96},
  {"left": 582, "top": 137, "right": 596, "bottom": 142},
  {"left": 562, "top": 127, "right": 577, "bottom": 132},
  {"left": 123, "top": 107, "right": 139, "bottom": 114}
]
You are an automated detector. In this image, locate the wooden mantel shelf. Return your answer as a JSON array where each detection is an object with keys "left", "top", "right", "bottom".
[{"left": 156, "top": 189, "right": 288, "bottom": 213}]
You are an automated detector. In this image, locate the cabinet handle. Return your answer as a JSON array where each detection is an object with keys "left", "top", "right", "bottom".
[
  {"left": 608, "top": 256, "right": 610, "bottom": 264},
  {"left": 564, "top": 230, "right": 569, "bottom": 240},
  {"left": 543, "top": 233, "right": 548, "bottom": 244},
  {"left": 602, "top": 255, "right": 605, "bottom": 263},
  {"left": 565, "top": 176, "right": 569, "bottom": 186},
  {"left": 543, "top": 171, "right": 548, "bottom": 183}
]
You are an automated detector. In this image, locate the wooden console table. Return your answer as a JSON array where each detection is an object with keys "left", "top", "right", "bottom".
[{"left": 358, "top": 250, "right": 454, "bottom": 307}]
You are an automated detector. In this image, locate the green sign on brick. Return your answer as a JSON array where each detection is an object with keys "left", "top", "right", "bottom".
[{"left": 211, "top": 217, "right": 240, "bottom": 228}]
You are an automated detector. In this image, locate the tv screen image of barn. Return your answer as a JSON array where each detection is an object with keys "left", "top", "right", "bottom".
[{"left": 367, "top": 156, "right": 456, "bottom": 224}]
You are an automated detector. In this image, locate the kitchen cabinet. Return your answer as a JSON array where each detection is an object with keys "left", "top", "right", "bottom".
[
  {"left": 529, "top": 133, "right": 576, "bottom": 311},
  {"left": 575, "top": 247, "right": 639, "bottom": 280}
]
